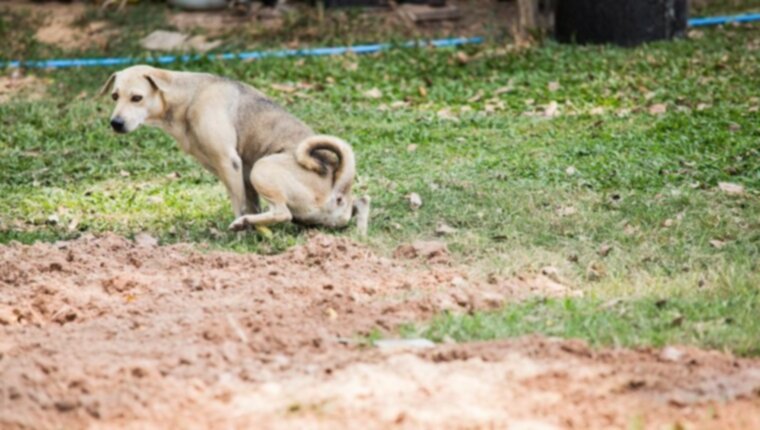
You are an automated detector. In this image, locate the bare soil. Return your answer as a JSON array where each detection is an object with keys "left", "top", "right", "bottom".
[{"left": 1, "top": 233, "right": 759, "bottom": 429}]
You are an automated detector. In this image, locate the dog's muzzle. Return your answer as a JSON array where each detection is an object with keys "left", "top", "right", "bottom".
[{"left": 110, "top": 117, "right": 127, "bottom": 133}]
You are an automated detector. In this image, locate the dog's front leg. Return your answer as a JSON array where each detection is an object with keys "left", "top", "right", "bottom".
[{"left": 216, "top": 153, "right": 247, "bottom": 218}]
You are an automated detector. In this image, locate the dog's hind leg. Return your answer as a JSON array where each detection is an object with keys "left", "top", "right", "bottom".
[
  {"left": 228, "top": 156, "right": 294, "bottom": 231},
  {"left": 228, "top": 203, "right": 292, "bottom": 231}
]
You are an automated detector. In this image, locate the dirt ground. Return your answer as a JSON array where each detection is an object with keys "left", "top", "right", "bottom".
[{"left": 1, "top": 233, "right": 759, "bottom": 429}]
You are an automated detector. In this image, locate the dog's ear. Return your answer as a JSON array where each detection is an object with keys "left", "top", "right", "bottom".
[
  {"left": 98, "top": 72, "right": 117, "bottom": 97},
  {"left": 144, "top": 70, "right": 171, "bottom": 93}
]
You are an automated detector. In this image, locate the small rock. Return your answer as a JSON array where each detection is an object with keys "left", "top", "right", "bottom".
[
  {"left": 46, "top": 214, "right": 59, "bottom": 225},
  {"left": 134, "top": 233, "right": 158, "bottom": 248},
  {"left": 407, "top": 144, "right": 418, "bottom": 152},
  {"left": 0, "top": 307, "right": 18, "bottom": 326},
  {"left": 140, "top": 30, "right": 220, "bottom": 53},
  {"left": 565, "top": 166, "right": 577, "bottom": 176},
  {"left": 451, "top": 276, "right": 468, "bottom": 289},
  {"left": 374, "top": 338, "right": 435, "bottom": 352},
  {"left": 718, "top": 182, "right": 745, "bottom": 196},
  {"left": 406, "top": 192, "right": 423, "bottom": 210},
  {"left": 548, "top": 81, "right": 560, "bottom": 92},
  {"left": 660, "top": 346, "right": 684, "bottom": 362}
]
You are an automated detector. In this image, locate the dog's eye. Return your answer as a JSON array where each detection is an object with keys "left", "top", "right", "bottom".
[
  {"left": 131, "top": 95, "right": 143, "bottom": 103},
  {"left": 111, "top": 93, "right": 118, "bottom": 101}
]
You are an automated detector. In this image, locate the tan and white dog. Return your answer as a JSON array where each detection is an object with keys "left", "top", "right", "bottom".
[{"left": 100, "top": 65, "right": 369, "bottom": 234}]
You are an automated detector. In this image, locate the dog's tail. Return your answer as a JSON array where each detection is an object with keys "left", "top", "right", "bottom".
[{"left": 295, "top": 135, "right": 356, "bottom": 194}]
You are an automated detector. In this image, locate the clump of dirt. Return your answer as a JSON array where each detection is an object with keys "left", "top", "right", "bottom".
[
  {"left": 1, "top": 233, "right": 759, "bottom": 429},
  {"left": 0, "top": 71, "right": 50, "bottom": 104},
  {"left": 3, "top": 2, "right": 116, "bottom": 52}
]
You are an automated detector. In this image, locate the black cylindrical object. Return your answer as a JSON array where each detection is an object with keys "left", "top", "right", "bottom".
[{"left": 555, "top": 0, "right": 689, "bottom": 46}]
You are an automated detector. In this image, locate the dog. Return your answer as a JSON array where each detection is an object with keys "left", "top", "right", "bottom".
[{"left": 100, "top": 65, "right": 369, "bottom": 234}]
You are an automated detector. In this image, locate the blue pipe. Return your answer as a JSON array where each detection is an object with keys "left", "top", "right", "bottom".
[
  {"left": 3, "top": 12, "right": 760, "bottom": 70},
  {"left": 688, "top": 12, "right": 760, "bottom": 27},
  {"left": 1, "top": 37, "right": 483, "bottom": 70}
]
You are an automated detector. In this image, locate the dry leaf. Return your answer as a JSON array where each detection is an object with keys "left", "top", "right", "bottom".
[
  {"left": 119, "top": 170, "right": 130, "bottom": 177},
  {"left": 565, "top": 166, "right": 577, "bottom": 176},
  {"left": 696, "top": 103, "right": 711, "bottom": 111},
  {"left": 454, "top": 51, "right": 470, "bottom": 64},
  {"left": 598, "top": 244, "right": 613, "bottom": 257},
  {"left": 407, "top": 144, "right": 418, "bottom": 152},
  {"left": 586, "top": 261, "right": 606, "bottom": 281},
  {"left": 589, "top": 107, "right": 605, "bottom": 115},
  {"left": 363, "top": 88, "right": 382, "bottom": 99},
  {"left": 67, "top": 217, "right": 80, "bottom": 232},
  {"left": 728, "top": 122, "right": 741, "bottom": 132},
  {"left": 270, "top": 83, "right": 297, "bottom": 93},
  {"left": 544, "top": 101, "right": 560, "bottom": 118},
  {"left": 649, "top": 103, "right": 667, "bottom": 115},
  {"left": 709, "top": 239, "right": 727, "bottom": 249},
  {"left": 436, "top": 108, "right": 458, "bottom": 121},
  {"left": 344, "top": 62, "right": 358, "bottom": 72},
  {"left": 548, "top": 81, "right": 560, "bottom": 92},
  {"left": 494, "top": 85, "right": 513, "bottom": 96},
  {"left": 435, "top": 222, "right": 457, "bottom": 236},
  {"left": 407, "top": 192, "right": 422, "bottom": 210},
  {"left": 718, "top": 182, "right": 744, "bottom": 195},
  {"left": 418, "top": 85, "right": 428, "bottom": 98},
  {"left": 557, "top": 206, "right": 577, "bottom": 217},
  {"left": 623, "top": 224, "right": 638, "bottom": 236},
  {"left": 467, "top": 90, "right": 484, "bottom": 103}
]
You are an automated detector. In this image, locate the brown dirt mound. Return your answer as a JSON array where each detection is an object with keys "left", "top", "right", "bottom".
[{"left": 0, "top": 234, "right": 759, "bottom": 429}]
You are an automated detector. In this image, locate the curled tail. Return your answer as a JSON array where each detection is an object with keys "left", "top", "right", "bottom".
[{"left": 295, "top": 135, "right": 356, "bottom": 194}]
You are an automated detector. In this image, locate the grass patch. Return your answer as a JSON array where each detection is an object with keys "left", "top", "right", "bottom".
[{"left": 404, "top": 270, "right": 760, "bottom": 356}]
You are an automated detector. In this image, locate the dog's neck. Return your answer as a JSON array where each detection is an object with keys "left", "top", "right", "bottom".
[{"left": 146, "top": 87, "right": 192, "bottom": 146}]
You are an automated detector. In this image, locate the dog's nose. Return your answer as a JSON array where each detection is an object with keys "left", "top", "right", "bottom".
[{"left": 110, "top": 117, "right": 126, "bottom": 133}]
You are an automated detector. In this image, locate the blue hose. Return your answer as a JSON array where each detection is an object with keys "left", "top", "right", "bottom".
[
  {"left": 1, "top": 37, "right": 483, "bottom": 70},
  {"left": 3, "top": 12, "right": 760, "bottom": 70},
  {"left": 688, "top": 12, "right": 760, "bottom": 27}
]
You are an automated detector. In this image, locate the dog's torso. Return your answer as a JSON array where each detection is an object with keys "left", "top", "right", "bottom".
[{"left": 152, "top": 73, "right": 315, "bottom": 175}]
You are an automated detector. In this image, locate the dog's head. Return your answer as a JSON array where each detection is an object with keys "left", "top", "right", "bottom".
[{"left": 100, "top": 65, "right": 170, "bottom": 134}]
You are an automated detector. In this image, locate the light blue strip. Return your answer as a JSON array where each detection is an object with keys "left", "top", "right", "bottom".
[
  {"left": 0, "top": 37, "right": 483, "bottom": 70},
  {"left": 688, "top": 13, "right": 760, "bottom": 27}
]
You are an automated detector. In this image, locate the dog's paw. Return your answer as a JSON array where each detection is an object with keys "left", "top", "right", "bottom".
[{"left": 229, "top": 217, "right": 249, "bottom": 232}]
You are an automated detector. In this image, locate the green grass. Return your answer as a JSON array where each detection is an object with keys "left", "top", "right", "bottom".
[
  {"left": 403, "top": 272, "right": 760, "bottom": 356},
  {"left": 1, "top": 11, "right": 759, "bottom": 354}
]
